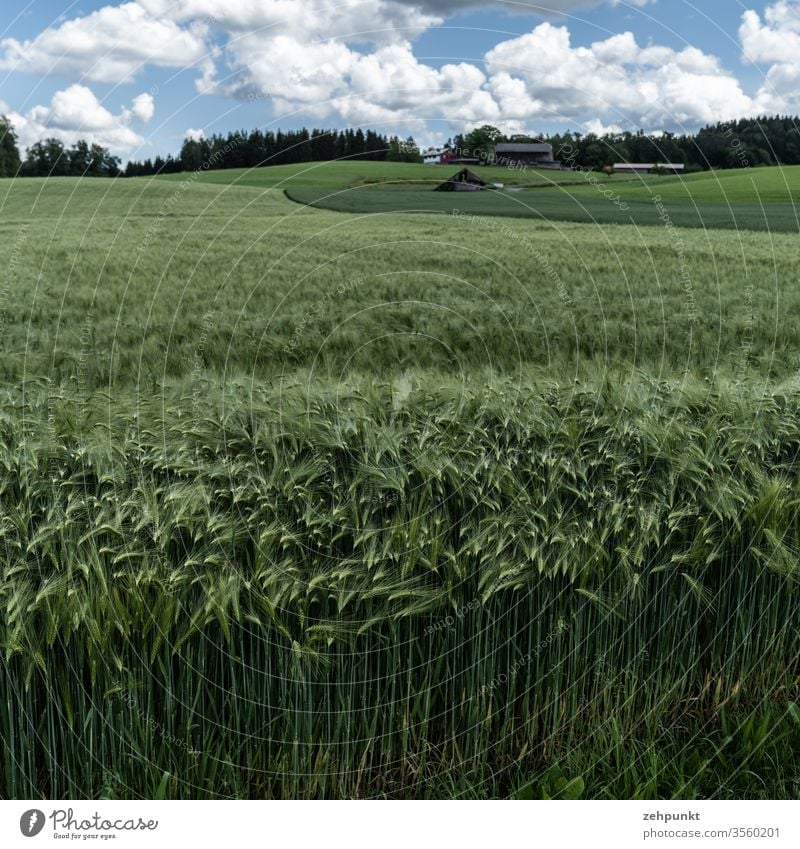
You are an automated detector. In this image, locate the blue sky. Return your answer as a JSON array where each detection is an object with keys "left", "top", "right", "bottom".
[{"left": 0, "top": 1, "right": 797, "bottom": 159}]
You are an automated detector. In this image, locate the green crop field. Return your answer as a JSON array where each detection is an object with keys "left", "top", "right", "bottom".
[
  {"left": 155, "top": 160, "right": 656, "bottom": 190},
  {"left": 278, "top": 163, "right": 800, "bottom": 233},
  {"left": 600, "top": 164, "right": 800, "bottom": 203},
  {"left": 0, "top": 171, "right": 799, "bottom": 801}
]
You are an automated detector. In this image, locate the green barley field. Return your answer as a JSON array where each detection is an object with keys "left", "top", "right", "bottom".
[
  {"left": 0, "top": 169, "right": 799, "bottom": 800},
  {"left": 155, "top": 159, "right": 659, "bottom": 189},
  {"left": 283, "top": 162, "right": 800, "bottom": 231}
]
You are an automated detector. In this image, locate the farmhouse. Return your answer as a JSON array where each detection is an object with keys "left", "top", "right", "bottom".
[
  {"left": 494, "top": 142, "right": 559, "bottom": 168},
  {"left": 434, "top": 168, "right": 486, "bottom": 191},
  {"left": 423, "top": 147, "right": 448, "bottom": 164},
  {"left": 614, "top": 162, "right": 685, "bottom": 174},
  {"left": 423, "top": 148, "right": 481, "bottom": 165}
]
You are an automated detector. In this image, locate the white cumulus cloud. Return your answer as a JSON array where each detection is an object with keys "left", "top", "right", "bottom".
[
  {"left": 128, "top": 92, "right": 155, "bottom": 122},
  {"left": 4, "top": 0, "right": 800, "bottom": 147},
  {"left": 6, "top": 84, "right": 154, "bottom": 153},
  {"left": 741, "top": 1, "right": 800, "bottom": 114},
  {"left": 0, "top": 1, "right": 208, "bottom": 82},
  {"left": 484, "top": 24, "right": 753, "bottom": 131},
  {"left": 138, "top": 0, "right": 441, "bottom": 41}
]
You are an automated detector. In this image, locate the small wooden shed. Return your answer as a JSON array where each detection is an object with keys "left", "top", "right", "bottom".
[{"left": 434, "top": 168, "right": 486, "bottom": 192}]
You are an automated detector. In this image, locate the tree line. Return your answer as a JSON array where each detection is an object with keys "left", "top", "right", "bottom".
[
  {"left": 0, "top": 119, "right": 122, "bottom": 177},
  {"left": 0, "top": 118, "right": 21, "bottom": 177},
  {"left": 2, "top": 114, "right": 800, "bottom": 179},
  {"left": 123, "top": 128, "right": 422, "bottom": 176},
  {"left": 0, "top": 119, "right": 421, "bottom": 178},
  {"left": 458, "top": 116, "right": 800, "bottom": 171}
]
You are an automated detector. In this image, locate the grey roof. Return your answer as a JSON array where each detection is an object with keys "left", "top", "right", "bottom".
[{"left": 495, "top": 143, "right": 552, "bottom": 153}]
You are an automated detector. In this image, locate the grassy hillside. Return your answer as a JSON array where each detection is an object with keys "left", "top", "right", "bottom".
[
  {"left": 228, "top": 162, "right": 800, "bottom": 232},
  {"left": 601, "top": 164, "right": 800, "bottom": 203},
  {"left": 1, "top": 176, "right": 799, "bottom": 384},
  {"left": 286, "top": 184, "right": 799, "bottom": 232},
  {"left": 0, "top": 175, "right": 798, "bottom": 800},
  {"left": 155, "top": 160, "right": 657, "bottom": 190},
  {"left": 159, "top": 160, "right": 800, "bottom": 200}
]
